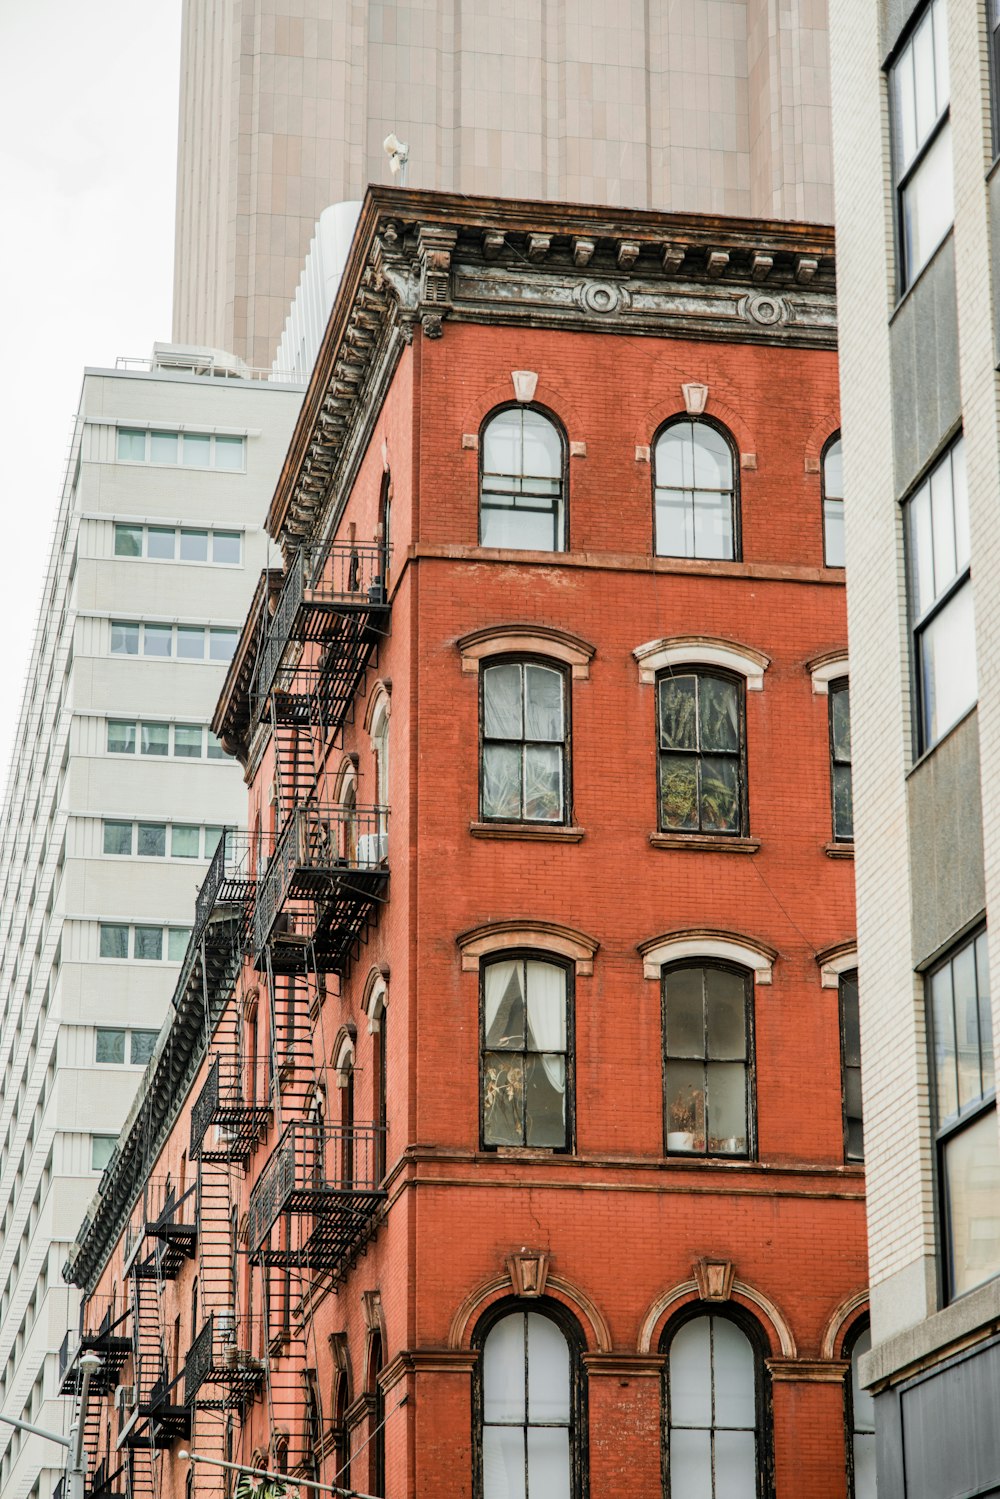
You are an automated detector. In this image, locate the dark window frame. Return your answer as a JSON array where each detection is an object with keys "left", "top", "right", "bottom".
[
  {"left": 903, "top": 438, "right": 974, "bottom": 755},
  {"left": 660, "top": 1303, "right": 773, "bottom": 1499},
  {"left": 829, "top": 677, "right": 853, "bottom": 843},
  {"left": 479, "top": 654, "right": 572, "bottom": 826},
  {"left": 839, "top": 968, "right": 864, "bottom": 1162},
  {"left": 842, "top": 1317, "right": 875, "bottom": 1499},
  {"left": 887, "top": 0, "right": 953, "bottom": 293},
  {"left": 651, "top": 414, "right": 741, "bottom": 563},
  {"left": 661, "top": 960, "right": 757, "bottom": 1160},
  {"left": 478, "top": 401, "right": 569, "bottom": 553},
  {"left": 656, "top": 667, "right": 748, "bottom": 837},
  {"left": 472, "top": 1296, "right": 588, "bottom": 1499},
  {"left": 479, "top": 951, "right": 575, "bottom": 1154},
  {"left": 926, "top": 929, "right": 999, "bottom": 1303},
  {"left": 821, "top": 431, "right": 844, "bottom": 568}
]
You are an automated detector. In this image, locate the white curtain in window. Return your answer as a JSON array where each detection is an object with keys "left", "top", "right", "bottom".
[{"left": 526, "top": 962, "right": 566, "bottom": 1091}]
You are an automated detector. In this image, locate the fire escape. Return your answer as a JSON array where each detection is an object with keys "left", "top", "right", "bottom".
[
  {"left": 58, "top": 1300, "right": 131, "bottom": 1498},
  {"left": 242, "top": 539, "right": 391, "bottom": 1473}
]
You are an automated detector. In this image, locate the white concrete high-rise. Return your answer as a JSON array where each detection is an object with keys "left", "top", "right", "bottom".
[{"left": 0, "top": 352, "right": 303, "bottom": 1499}]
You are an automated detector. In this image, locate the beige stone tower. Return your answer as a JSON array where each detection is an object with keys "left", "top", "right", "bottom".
[{"left": 172, "top": 0, "right": 835, "bottom": 367}]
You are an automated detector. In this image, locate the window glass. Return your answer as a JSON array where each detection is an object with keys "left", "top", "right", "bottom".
[
  {"left": 482, "top": 662, "right": 567, "bottom": 822},
  {"left": 174, "top": 725, "right": 203, "bottom": 757},
  {"left": 212, "top": 531, "right": 242, "bottom": 565},
  {"left": 658, "top": 672, "right": 744, "bottom": 835},
  {"left": 91, "top": 1136, "right": 118, "bottom": 1172},
  {"left": 655, "top": 421, "right": 736, "bottom": 560},
  {"left": 483, "top": 959, "right": 569, "bottom": 1148},
  {"left": 143, "top": 624, "right": 172, "bottom": 658},
  {"left": 830, "top": 681, "right": 853, "bottom": 840},
  {"left": 146, "top": 527, "right": 176, "bottom": 560},
  {"left": 117, "top": 429, "right": 146, "bottom": 462},
  {"left": 905, "top": 439, "right": 975, "bottom": 748},
  {"left": 172, "top": 825, "right": 200, "bottom": 859},
  {"left": 168, "top": 928, "right": 191, "bottom": 961},
  {"left": 664, "top": 964, "right": 752, "bottom": 1155},
  {"left": 103, "top": 821, "right": 133, "bottom": 856},
  {"left": 480, "top": 408, "right": 565, "bottom": 551},
  {"left": 214, "top": 434, "right": 245, "bottom": 470},
  {"left": 130, "top": 1030, "right": 158, "bottom": 1066},
  {"left": 823, "top": 437, "right": 845, "bottom": 567},
  {"left": 892, "top": 0, "right": 953, "bottom": 286},
  {"left": 180, "top": 529, "right": 209, "bottom": 562},
  {"left": 209, "top": 628, "right": 239, "bottom": 663},
  {"left": 840, "top": 971, "right": 864, "bottom": 1161},
  {"left": 110, "top": 621, "right": 139, "bottom": 656},
  {"left": 849, "top": 1327, "right": 876, "bottom": 1499},
  {"left": 667, "top": 1316, "right": 758, "bottom": 1499},
  {"left": 141, "top": 723, "right": 169, "bottom": 756},
  {"left": 207, "top": 733, "right": 227, "bottom": 760},
  {"left": 181, "top": 432, "right": 211, "bottom": 466},
  {"left": 95, "top": 1028, "right": 126, "bottom": 1064},
  {"left": 137, "top": 823, "right": 167, "bottom": 858},
  {"left": 134, "top": 926, "right": 163, "bottom": 960},
  {"left": 204, "top": 827, "right": 224, "bottom": 859},
  {"left": 177, "top": 626, "right": 205, "bottom": 660},
  {"left": 482, "top": 1312, "right": 572, "bottom": 1499},
  {"left": 113, "top": 524, "right": 143, "bottom": 558},
  {"left": 99, "top": 924, "right": 129, "bottom": 959},
  {"left": 107, "top": 721, "right": 136, "bottom": 754},
  {"left": 150, "top": 431, "right": 178, "bottom": 464}
]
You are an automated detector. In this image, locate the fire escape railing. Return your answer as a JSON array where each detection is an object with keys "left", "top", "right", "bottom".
[
  {"left": 183, "top": 1312, "right": 266, "bottom": 1410},
  {"left": 123, "top": 1179, "right": 198, "bottom": 1280},
  {"left": 247, "top": 1121, "right": 386, "bottom": 1275},
  {"left": 189, "top": 1054, "right": 271, "bottom": 1163}
]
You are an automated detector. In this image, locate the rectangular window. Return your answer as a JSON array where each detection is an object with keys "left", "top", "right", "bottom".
[
  {"left": 204, "top": 827, "right": 224, "bottom": 859},
  {"left": 109, "top": 622, "right": 235, "bottom": 662},
  {"left": 147, "top": 527, "right": 176, "bottom": 559},
  {"left": 99, "top": 924, "right": 129, "bottom": 959},
  {"left": 177, "top": 626, "right": 206, "bottom": 659},
  {"left": 107, "top": 721, "right": 136, "bottom": 754},
  {"left": 172, "top": 825, "right": 200, "bottom": 859},
  {"left": 136, "top": 823, "right": 167, "bottom": 857},
  {"left": 174, "top": 725, "right": 203, "bottom": 757},
  {"left": 891, "top": 0, "right": 953, "bottom": 288},
  {"left": 181, "top": 432, "right": 211, "bottom": 467},
  {"left": 214, "top": 434, "right": 245, "bottom": 470},
  {"left": 212, "top": 531, "right": 242, "bottom": 564},
  {"left": 115, "top": 427, "right": 246, "bottom": 470},
  {"left": 830, "top": 681, "right": 853, "bottom": 841},
  {"left": 658, "top": 671, "right": 745, "bottom": 835},
  {"left": 208, "top": 628, "right": 239, "bottom": 663},
  {"left": 481, "top": 661, "right": 568, "bottom": 823},
  {"left": 663, "top": 963, "right": 753, "bottom": 1157},
  {"left": 110, "top": 621, "right": 140, "bottom": 656},
  {"left": 141, "top": 723, "right": 169, "bottom": 756},
  {"left": 143, "top": 624, "right": 172, "bottom": 658},
  {"left": 103, "top": 821, "right": 133, "bottom": 857},
  {"left": 134, "top": 926, "right": 163, "bottom": 960},
  {"left": 130, "top": 1030, "right": 158, "bottom": 1066},
  {"left": 822, "top": 437, "right": 845, "bottom": 567},
  {"left": 905, "top": 438, "right": 976, "bottom": 749},
  {"left": 167, "top": 928, "right": 191, "bottom": 961},
  {"left": 95, "top": 1028, "right": 126, "bottom": 1064},
  {"left": 482, "top": 958, "right": 570, "bottom": 1149},
  {"left": 929, "top": 931, "right": 1000, "bottom": 1299},
  {"left": 840, "top": 971, "right": 864, "bottom": 1161},
  {"left": 91, "top": 1135, "right": 118, "bottom": 1172},
  {"left": 207, "top": 734, "right": 227, "bottom": 760},
  {"left": 150, "top": 431, "right": 178, "bottom": 464},
  {"left": 113, "top": 524, "right": 143, "bottom": 558},
  {"left": 117, "top": 429, "right": 146, "bottom": 462},
  {"left": 180, "top": 529, "right": 209, "bottom": 562}
]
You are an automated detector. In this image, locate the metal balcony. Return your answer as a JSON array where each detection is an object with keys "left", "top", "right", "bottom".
[
  {"left": 123, "top": 1179, "right": 197, "bottom": 1280},
  {"left": 189, "top": 1055, "right": 270, "bottom": 1163},
  {"left": 251, "top": 802, "right": 389, "bottom": 975},
  {"left": 252, "top": 542, "right": 390, "bottom": 728},
  {"left": 58, "top": 1303, "right": 131, "bottom": 1396},
  {"left": 247, "top": 1122, "right": 385, "bottom": 1274},
  {"left": 191, "top": 830, "right": 255, "bottom": 951},
  {"left": 183, "top": 1313, "right": 265, "bottom": 1410}
]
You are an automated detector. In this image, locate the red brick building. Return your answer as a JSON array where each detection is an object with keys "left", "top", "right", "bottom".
[{"left": 61, "top": 190, "right": 868, "bottom": 1499}]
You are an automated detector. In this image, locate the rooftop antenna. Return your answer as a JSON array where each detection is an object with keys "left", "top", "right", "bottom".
[{"left": 383, "top": 132, "right": 410, "bottom": 187}]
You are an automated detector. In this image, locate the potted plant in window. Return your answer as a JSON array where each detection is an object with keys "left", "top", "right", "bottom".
[{"left": 667, "top": 1087, "right": 703, "bottom": 1152}]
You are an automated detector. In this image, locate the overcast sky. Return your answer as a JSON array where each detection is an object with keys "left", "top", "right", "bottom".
[{"left": 0, "top": 0, "right": 182, "bottom": 778}]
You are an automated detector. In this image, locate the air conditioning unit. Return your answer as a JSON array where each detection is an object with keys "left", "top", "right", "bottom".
[
  {"left": 113, "top": 1385, "right": 137, "bottom": 1411},
  {"left": 357, "top": 833, "right": 388, "bottom": 866}
]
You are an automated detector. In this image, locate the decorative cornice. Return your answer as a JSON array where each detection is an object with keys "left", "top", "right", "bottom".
[
  {"left": 267, "top": 187, "right": 837, "bottom": 556},
  {"left": 456, "top": 919, "right": 600, "bottom": 975},
  {"left": 457, "top": 623, "right": 596, "bottom": 678},
  {"left": 637, "top": 928, "right": 778, "bottom": 984}
]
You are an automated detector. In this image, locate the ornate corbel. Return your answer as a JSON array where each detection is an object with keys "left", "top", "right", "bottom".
[{"left": 417, "top": 224, "right": 458, "bottom": 338}]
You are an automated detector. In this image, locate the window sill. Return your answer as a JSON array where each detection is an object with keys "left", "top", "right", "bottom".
[
  {"left": 649, "top": 832, "right": 759, "bottom": 854},
  {"left": 470, "top": 822, "right": 585, "bottom": 843},
  {"left": 824, "top": 841, "right": 854, "bottom": 860}
]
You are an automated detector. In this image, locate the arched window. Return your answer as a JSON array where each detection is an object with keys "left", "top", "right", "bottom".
[
  {"left": 654, "top": 418, "right": 738, "bottom": 560},
  {"left": 378, "top": 470, "right": 392, "bottom": 592},
  {"left": 846, "top": 1323, "right": 876, "bottom": 1498},
  {"left": 664, "top": 1312, "right": 764, "bottom": 1497},
  {"left": 480, "top": 407, "right": 566, "bottom": 552},
  {"left": 368, "top": 1330, "right": 386, "bottom": 1497},
  {"left": 482, "top": 956, "right": 571, "bottom": 1150},
  {"left": 332, "top": 1370, "right": 351, "bottom": 1491},
  {"left": 481, "top": 659, "right": 569, "bottom": 823},
  {"left": 822, "top": 434, "right": 844, "bottom": 567},
  {"left": 478, "top": 1307, "right": 579, "bottom": 1499},
  {"left": 663, "top": 962, "right": 754, "bottom": 1157},
  {"left": 657, "top": 668, "right": 746, "bottom": 836},
  {"left": 829, "top": 677, "right": 853, "bottom": 841},
  {"left": 371, "top": 697, "right": 390, "bottom": 854}
]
